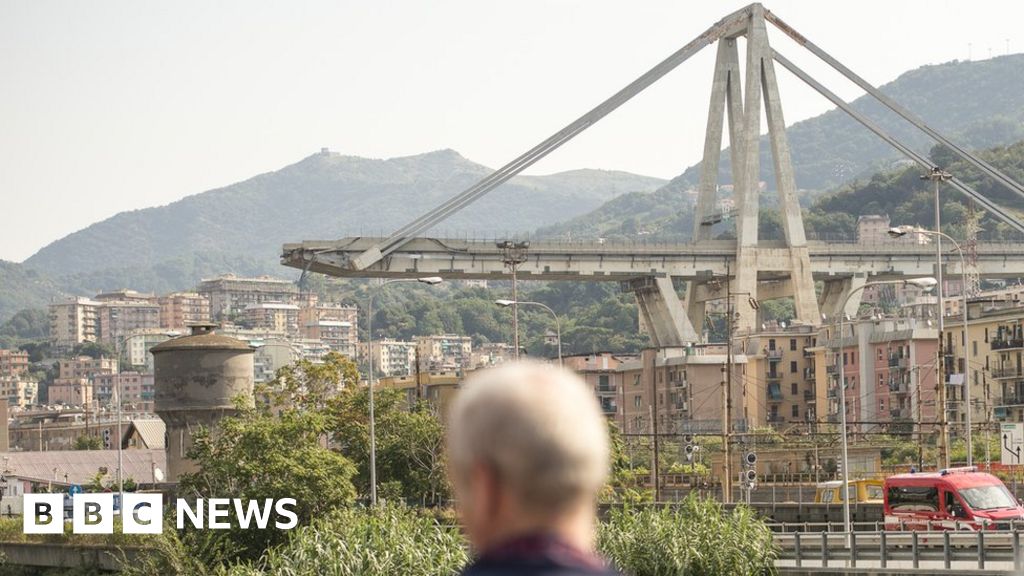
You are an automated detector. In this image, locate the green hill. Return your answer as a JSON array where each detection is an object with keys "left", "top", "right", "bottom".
[
  {"left": 0, "top": 261, "right": 64, "bottom": 323},
  {"left": 22, "top": 149, "right": 663, "bottom": 290},
  {"left": 666, "top": 54, "right": 1024, "bottom": 193}
]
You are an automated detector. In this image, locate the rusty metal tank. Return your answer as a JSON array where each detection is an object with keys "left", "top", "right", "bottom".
[{"left": 151, "top": 324, "right": 254, "bottom": 481}]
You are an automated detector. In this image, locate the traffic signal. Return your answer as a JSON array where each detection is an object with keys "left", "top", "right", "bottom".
[
  {"left": 744, "top": 469, "right": 757, "bottom": 483},
  {"left": 744, "top": 452, "right": 757, "bottom": 467}
]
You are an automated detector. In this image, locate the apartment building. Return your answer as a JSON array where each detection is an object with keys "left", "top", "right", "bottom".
[
  {"left": 415, "top": 334, "right": 472, "bottom": 373},
  {"left": 197, "top": 275, "right": 299, "bottom": 319},
  {"left": 363, "top": 339, "right": 417, "bottom": 378},
  {"left": 56, "top": 356, "right": 118, "bottom": 381},
  {"left": 615, "top": 346, "right": 757, "bottom": 436},
  {"left": 298, "top": 297, "right": 358, "bottom": 357},
  {"left": 743, "top": 324, "right": 825, "bottom": 428},
  {"left": 818, "top": 316, "right": 939, "bottom": 432},
  {"left": 0, "top": 377, "right": 38, "bottom": 408},
  {"left": 943, "top": 297, "right": 1024, "bottom": 425},
  {"left": 158, "top": 292, "right": 211, "bottom": 330},
  {"left": 244, "top": 302, "right": 301, "bottom": 336},
  {"left": 93, "top": 372, "right": 154, "bottom": 411},
  {"left": 470, "top": 342, "right": 514, "bottom": 369},
  {"left": 49, "top": 297, "right": 100, "bottom": 352},
  {"left": 96, "top": 300, "right": 161, "bottom": 345},
  {"left": 565, "top": 352, "right": 632, "bottom": 419},
  {"left": 123, "top": 329, "right": 178, "bottom": 372},
  {"left": 48, "top": 378, "right": 93, "bottom": 407},
  {"left": 0, "top": 349, "right": 29, "bottom": 379}
]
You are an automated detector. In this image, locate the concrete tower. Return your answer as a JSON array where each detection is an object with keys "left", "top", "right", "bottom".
[{"left": 152, "top": 324, "right": 254, "bottom": 482}]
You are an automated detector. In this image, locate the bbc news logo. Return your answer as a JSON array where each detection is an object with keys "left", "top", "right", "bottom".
[{"left": 23, "top": 494, "right": 298, "bottom": 534}]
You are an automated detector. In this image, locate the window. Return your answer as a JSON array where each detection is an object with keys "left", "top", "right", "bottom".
[
  {"left": 792, "top": 404, "right": 799, "bottom": 418},
  {"left": 791, "top": 382, "right": 798, "bottom": 395},
  {"left": 888, "top": 485, "right": 939, "bottom": 512},
  {"left": 790, "top": 361, "right": 797, "bottom": 373},
  {"left": 878, "top": 349, "right": 883, "bottom": 360},
  {"left": 769, "top": 339, "right": 776, "bottom": 350},
  {"left": 633, "top": 395, "right": 641, "bottom": 408},
  {"left": 843, "top": 352, "right": 848, "bottom": 365},
  {"left": 790, "top": 339, "right": 797, "bottom": 351},
  {"left": 973, "top": 341, "right": 978, "bottom": 356}
]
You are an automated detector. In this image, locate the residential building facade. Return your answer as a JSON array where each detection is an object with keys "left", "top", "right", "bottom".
[
  {"left": 158, "top": 292, "right": 211, "bottom": 330},
  {"left": 49, "top": 297, "right": 100, "bottom": 352},
  {"left": 416, "top": 334, "right": 472, "bottom": 373},
  {"left": 197, "top": 275, "right": 298, "bottom": 320}
]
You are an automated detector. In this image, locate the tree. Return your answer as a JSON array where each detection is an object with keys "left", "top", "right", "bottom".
[
  {"left": 74, "top": 435, "right": 102, "bottom": 450},
  {"left": 328, "top": 387, "right": 451, "bottom": 506},
  {"left": 72, "top": 341, "right": 116, "bottom": 360}
]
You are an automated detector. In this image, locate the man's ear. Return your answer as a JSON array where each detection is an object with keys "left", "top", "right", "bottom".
[{"left": 472, "top": 460, "right": 502, "bottom": 519}]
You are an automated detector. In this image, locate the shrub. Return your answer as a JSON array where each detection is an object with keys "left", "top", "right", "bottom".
[
  {"left": 597, "top": 496, "right": 777, "bottom": 576},
  {"left": 232, "top": 504, "right": 469, "bottom": 576}
]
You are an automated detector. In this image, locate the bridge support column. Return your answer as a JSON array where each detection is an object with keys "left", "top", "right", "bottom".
[
  {"left": 819, "top": 277, "right": 866, "bottom": 322},
  {"left": 696, "top": 5, "right": 822, "bottom": 332},
  {"left": 631, "top": 277, "right": 698, "bottom": 347}
]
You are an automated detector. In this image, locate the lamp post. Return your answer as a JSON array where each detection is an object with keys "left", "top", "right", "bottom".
[
  {"left": 366, "top": 276, "right": 443, "bottom": 506},
  {"left": 497, "top": 241, "right": 530, "bottom": 359},
  {"left": 494, "top": 300, "right": 561, "bottom": 366},
  {"left": 834, "top": 276, "right": 936, "bottom": 540},
  {"left": 889, "top": 225, "right": 972, "bottom": 465}
]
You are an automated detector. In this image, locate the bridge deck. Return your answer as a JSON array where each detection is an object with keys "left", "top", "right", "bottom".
[{"left": 282, "top": 237, "right": 1024, "bottom": 281}]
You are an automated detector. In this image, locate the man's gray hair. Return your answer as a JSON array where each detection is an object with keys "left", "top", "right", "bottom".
[{"left": 448, "top": 361, "right": 610, "bottom": 512}]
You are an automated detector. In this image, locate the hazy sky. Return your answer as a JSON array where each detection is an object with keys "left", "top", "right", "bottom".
[{"left": 1, "top": 0, "right": 1020, "bottom": 262}]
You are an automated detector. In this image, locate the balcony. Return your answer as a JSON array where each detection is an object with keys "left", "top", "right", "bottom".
[
  {"left": 888, "top": 355, "right": 900, "bottom": 367},
  {"left": 825, "top": 365, "right": 838, "bottom": 375},
  {"left": 601, "top": 402, "right": 618, "bottom": 415},
  {"left": 803, "top": 368, "right": 816, "bottom": 381},
  {"left": 993, "top": 338, "right": 1024, "bottom": 351},
  {"left": 668, "top": 378, "right": 688, "bottom": 390},
  {"left": 991, "top": 367, "right": 1024, "bottom": 380},
  {"left": 766, "top": 349, "right": 783, "bottom": 361},
  {"left": 766, "top": 372, "right": 781, "bottom": 381},
  {"left": 889, "top": 408, "right": 905, "bottom": 419},
  {"left": 597, "top": 384, "right": 616, "bottom": 393},
  {"left": 998, "top": 395, "right": 1024, "bottom": 407},
  {"left": 803, "top": 390, "right": 815, "bottom": 402},
  {"left": 803, "top": 347, "right": 814, "bottom": 358},
  {"left": 767, "top": 383, "right": 783, "bottom": 402}
]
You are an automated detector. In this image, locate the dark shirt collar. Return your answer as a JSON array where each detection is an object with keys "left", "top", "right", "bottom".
[{"left": 476, "top": 532, "right": 608, "bottom": 571}]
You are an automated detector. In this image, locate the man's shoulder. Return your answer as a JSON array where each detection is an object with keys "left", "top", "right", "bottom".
[{"left": 460, "top": 558, "right": 621, "bottom": 576}]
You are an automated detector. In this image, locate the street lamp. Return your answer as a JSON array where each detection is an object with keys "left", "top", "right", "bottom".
[
  {"left": 834, "top": 276, "right": 936, "bottom": 539},
  {"left": 494, "top": 300, "right": 562, "bottom": 366},
  {"left": 889, "top": 224, "right": 972, "bottom": 465},
  {"left": 366, "top": 276, "right": 443, "bottom": 506}
]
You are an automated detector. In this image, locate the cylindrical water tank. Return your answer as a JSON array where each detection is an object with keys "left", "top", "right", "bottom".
[{"left": 152, "top": 324, "right": 254, "bottom": 481}]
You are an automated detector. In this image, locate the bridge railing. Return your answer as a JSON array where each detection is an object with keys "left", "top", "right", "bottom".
[{"left": 776, "top": 530, "right": 1024, "bottom": 570}]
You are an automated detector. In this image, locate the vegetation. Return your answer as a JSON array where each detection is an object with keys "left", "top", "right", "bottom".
[
  {"left": 179, "top": 354, "right": 361, "bottom": 558},
  {"left": 17, "top": 151, "right": 662, "bottom": 297},
  {"left": 73, "top": 435, "right": 102, "bottom": 450},
  {"left": 599, "top": 498, "right": 777, "bottom": 576}
]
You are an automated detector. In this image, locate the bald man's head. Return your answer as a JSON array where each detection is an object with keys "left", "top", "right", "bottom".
[{"left": 447, "top": 361, "right": 609, "bottom": 518}]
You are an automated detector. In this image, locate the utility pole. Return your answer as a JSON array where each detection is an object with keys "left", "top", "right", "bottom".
[
  {"left": 722, "top": 270, "right": 734, "bottom": 504},
  {"left": 923, "top": 167, "right": 953, "bottom": 469},
  {"left": 498, "top": 241, "right": 529, "bottom": 359},
  {"left": 649, "top": 350, "right": 661, "bottom": 502}
]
